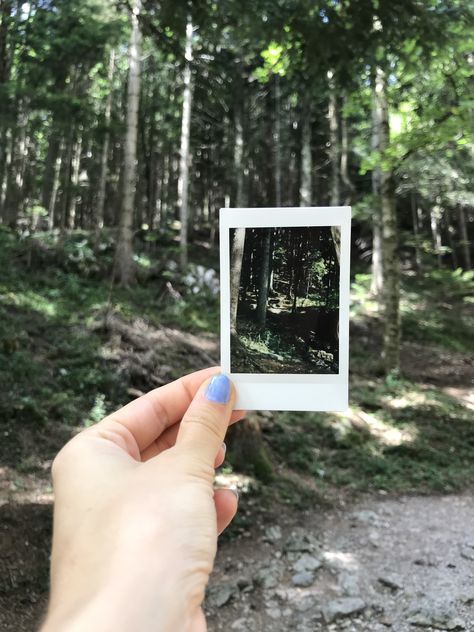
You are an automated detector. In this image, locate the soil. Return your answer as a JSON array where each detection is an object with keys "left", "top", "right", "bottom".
[{"left": 206, "top": 493, "right": 474, "bottom": 631}]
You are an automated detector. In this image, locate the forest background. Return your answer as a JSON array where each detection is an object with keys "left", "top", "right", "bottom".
[{"left": 0, "top": 0, "right": 473, "bottom": 629}]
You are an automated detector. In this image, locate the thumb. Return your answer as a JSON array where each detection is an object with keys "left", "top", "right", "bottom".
[{"left": 176, "top": 374, "right": 235, "bottom": 466}]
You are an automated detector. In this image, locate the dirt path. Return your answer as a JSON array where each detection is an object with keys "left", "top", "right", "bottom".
[
  {"left": 1, "top": 487, "right": 473, "bottom": 630},
  {"left": 206, "top": 494, "right": 474, "bottom": 631}
]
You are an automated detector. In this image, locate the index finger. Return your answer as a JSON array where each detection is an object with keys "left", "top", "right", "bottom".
[{"left": 100, "top": 367, "right": 242, "bottom": 452}]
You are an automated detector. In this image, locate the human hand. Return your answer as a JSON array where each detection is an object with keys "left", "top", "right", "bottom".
[{"left": 42, "top": 368, "right": 243, "bottom": 632}]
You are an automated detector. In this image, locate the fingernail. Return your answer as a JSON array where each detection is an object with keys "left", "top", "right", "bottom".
[
  {"left": 222, "top": 442, "right": 227, "bottom": 454},
  {"left": 205, "top": 374, "right": 231, "bottom": 404},
  {"left": 230, "top": 487, "right": 239, "bottom": 502}
]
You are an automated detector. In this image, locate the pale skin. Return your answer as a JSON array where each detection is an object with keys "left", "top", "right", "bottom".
[{"left": 41, "top": 368, "right": 244, "bottom": 632}]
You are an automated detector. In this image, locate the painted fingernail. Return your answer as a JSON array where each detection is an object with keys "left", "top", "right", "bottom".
[
  {"left": 205, "top": 374, "right": 231, "bottom": 404},
  {"left": 230, "top": 487, "right": 239, "bottom": 502}
]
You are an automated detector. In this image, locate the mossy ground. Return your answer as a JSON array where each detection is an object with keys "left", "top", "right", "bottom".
[{"left": 0, "top": 229, "right": 473, "bottom": 494}]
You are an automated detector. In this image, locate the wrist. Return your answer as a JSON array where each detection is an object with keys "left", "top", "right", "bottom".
[{"left": 43, "top": 554, "right": 194, "bottom": 632}]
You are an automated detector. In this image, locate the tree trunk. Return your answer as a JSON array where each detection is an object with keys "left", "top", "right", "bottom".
[
  {"left": 233, "top": 80, "right": 245, "bottom": 208},
  {"left": 340, "top": 93, "right": 355, "bottom": 205},
  {"left": 116, "top": 0, "right": 141, "bottom": 286},
  {"left": 299, "top": 97, "right": 312, "bottom": 206},
  {"left": 274, "top": 74, "right": 282, "bottom": 207},
  {"left": 328, "top": 70, "right": 340, "bottom": 206},
  {"left": 0, "top": 1, "right": 13, "bottom": 86},
  {"left": 68, "top": 133, "right": 83, "bottom": 230},
  {"left": 4, "top": 101, "right": 28, "bottom": 228},
  {"left": 370, "top": 70, "right": 383, "bottom": 296},
  {"left": 58, "top": 123, "right": 75, "bottom": 240},
  {"left": 42, "top": 132, "right": 61, "bottom": 215},
  {"left": 177, "top": 14, "right": 194, "bottom": 270},
  {"left": 47, "top": 139, "right": 64, "bottom": 231},
  {"left": 376, "top": 67, "right": 400, "bottom": 374},
  {"left": 256, "top": 229, "right": 272, "bottom": 327},
  {"left": 458, "top": 205, "right": 471, "bottom": 270},
  {"left": 230, "top": 228, "right": 246, "bottom": 333},
  {"left": 430, "top": 201, "right": 443, "bottom": 268},
  {"left": 411, "top": 191, "right": 422, "bottom": 271},
  {"left": 444, "top": 205, "right": 458, "bottom": 269},
  {"left": 95, "top": 48, "right": 115, "bottom": 244}
]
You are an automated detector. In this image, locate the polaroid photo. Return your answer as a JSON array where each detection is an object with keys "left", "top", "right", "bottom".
[{"left": 220, "top": 207, "right": 351, "bottom": 412}]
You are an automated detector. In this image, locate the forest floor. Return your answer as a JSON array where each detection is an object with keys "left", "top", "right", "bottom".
[
  {"left": 0, "top": 229, "right": 473, "bottom": 631},
  {"left": 232, "top": 296, "right": 338, "bottom": 374}
]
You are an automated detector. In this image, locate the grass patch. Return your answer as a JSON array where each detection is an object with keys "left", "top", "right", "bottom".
[{"left": 269, "top": 378, "right": 474, "bottom": 493}]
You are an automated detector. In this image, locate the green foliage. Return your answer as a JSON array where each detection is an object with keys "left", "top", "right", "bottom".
[{"left": 271, "top": 377, "right": 474, "bottom": 493}]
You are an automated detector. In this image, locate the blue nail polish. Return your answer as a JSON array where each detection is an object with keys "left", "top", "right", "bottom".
[{"left": 205, "top": 374, "right": 231, "bottom": 404}]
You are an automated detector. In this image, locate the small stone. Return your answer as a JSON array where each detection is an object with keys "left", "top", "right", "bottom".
[
  {"left": 264, "top": 525, "right": 283, "bottom": 543},
  {"left": 380, "top": 616, "right": 394, "bottom": 627},
  {"left": 231, "top": 617, "right": 255, "bottom": 631},
  {"left": 459, "top": 591, "right": 474, "bottom": 604},
  {"left": 408, "top": 605, "right": 466, "bottom": 630},
  {"left": 338, "top": 572, "right": 361, "bottom": 597},
  {"left": 322, "top": 597, "right": 366, "bottom": 623},
  {"left": 265, "top": 602, "right": 282, "bottom": 619},
  {"left": 292, "top": 570, "right": 315, "bottom": 587},
  {"left": 459, "top": 544, "right": 474, "bottom": 561},
  {"left": 207, "top": 583, "right": 234, "bottom": 608},
  {"left": 255, "top": 564, "right": 282, "bottom": 589},
  {"left": 378, "top": 573, "right": 403, "bottom": 591},
  {"left": 351, "top": 510, "right": 379, "bottom": 525},
  {"left": 285, "top": 528, "right": 319, "bottom": 553},
  {"left": 295, "top": 595, "right": 316, "bottom": 612},
  {"left": 236, "top": 576, "right": 253, "bottom": 591},
  {"left": 293, "top": 553, "right": 322, "bottom": 573}
]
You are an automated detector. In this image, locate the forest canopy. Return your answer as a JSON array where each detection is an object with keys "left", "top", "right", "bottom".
[{"left": 0, "top": 0, "right": 472, "bottom": 373}]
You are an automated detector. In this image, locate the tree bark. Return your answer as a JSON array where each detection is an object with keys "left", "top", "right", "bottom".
[
  {"left": 4, "top": 100, "right": 28, "bottom": 228},
  {"left": 233, "top": 79, "right": 245, "bottom": 208},
  {"left": 67, "top": 133, "right": 83, "bottom": 230},
  {"left": 444, "top": 205, "right": 458, "bottom": 269},
  {"left": 371, "top": 69, "right": 383, "bottom": 296},
  {"left": 376, "top": 67, "right": 400, "bottom": 374},
  {"left": 458, "top": 205, "right": 471, "bottom": 270},
  {"left": 411, "top": 191, "right": 422, "bottom": 271},
  {"left": 299, "top": 97, "right": 312, "bottom": 206},
  {"left": 95, "top": 48, "right": 115, "bottom": 244},
  {"left": 328, "top": 70, "right": 340, "bottom": 206},
  {"left": 256, "top": 229, "right": 272, "bottom": 327},
  {"left": 230, "top": 228, "right": 246, "bottom": 333},
  {"left": 430, "top": 201, "right": 443, "bottom": 268},
  {"left": 274, "top": 74, "right": 282, "bottom": 207},
  {"left": 47, "top": 139, "right": 64, "bottom": 231},
  {"left": 116, "top": 0, "right": 141, "bottom": 286},
  {"left": 178, "top": 14, "right": 194, "bottom": 270},
  {"left": 340, "top": 93, "right": 355, "bottom": 205}
]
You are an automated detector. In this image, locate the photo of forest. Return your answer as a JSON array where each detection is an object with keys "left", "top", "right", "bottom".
[{"left": 230, "top": 226, "right": 340, "bottom": 374}]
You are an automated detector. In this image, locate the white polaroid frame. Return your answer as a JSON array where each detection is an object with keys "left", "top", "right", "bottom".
[{"left": 220, "top": 207, "right": 351, "bottom": 412}]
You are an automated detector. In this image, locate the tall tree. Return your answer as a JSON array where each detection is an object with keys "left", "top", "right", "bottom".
[
  {"left": 299, "top": 97, "right": 312, "bottom": 206},
  {"left": 177, "top": 14, "right": 194, "bottom": 269},
  {"left": 376, "top": 66, "right": 400, "bottom": 373},
  {"left": 256, "top": 229, "right": 272, "bottom": 327},
  {"left": 370, "top": 68, "right": 384, "bottom": 296},
  {"left": 230, "top": 228, "right": 246, "bottom": 333},
  {"left": 95, "top": 48, "right": 116, "bottom": 244},
  {"left": 117, "top": 0, "right": 141, "bottom": 286}
]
